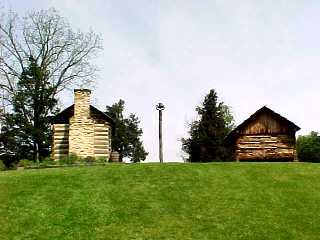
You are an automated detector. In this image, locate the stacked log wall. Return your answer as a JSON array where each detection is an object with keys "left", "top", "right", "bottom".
[
  {"left": 235, "top": 134, "right": 295, "bottom": 161},
  {"left": 93, "top": 122, "right": 112, "bottom": 159},
  {"left": 53, "top": 124, "right": 69, "bottom": 160}
]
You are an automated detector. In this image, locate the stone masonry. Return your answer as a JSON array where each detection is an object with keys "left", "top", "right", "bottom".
[{"left": 68, "top": 89, "right": 95, "bottom": 158}]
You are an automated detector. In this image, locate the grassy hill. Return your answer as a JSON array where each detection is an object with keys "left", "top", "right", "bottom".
[{"left": 0, "top": 163, "right": 320, "bottom": 240}]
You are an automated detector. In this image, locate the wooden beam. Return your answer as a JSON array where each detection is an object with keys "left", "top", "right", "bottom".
[
  {"left": 54, "top": 135, "right": 68, "bottom": 140},
  {"left": 94, "top": 150, "right": 109, "bottom": 154},
  {"left": 54, "top": 149, "right": 69, "bottom": 154}
]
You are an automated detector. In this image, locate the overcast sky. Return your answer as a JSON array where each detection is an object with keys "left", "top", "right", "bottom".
[{"left": 3, "top": 0, "right": 320, "bottom": 162}]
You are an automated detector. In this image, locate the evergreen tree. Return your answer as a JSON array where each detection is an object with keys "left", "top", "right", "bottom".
[
  {"left": 106, "top": 100, "right": 148, "bottom": 162},
  {"left": 1, "top": 57, "right": 59, "bottom": 161},
  {"left": 181, "top": 89, "right": 234, "bottom": 162}
]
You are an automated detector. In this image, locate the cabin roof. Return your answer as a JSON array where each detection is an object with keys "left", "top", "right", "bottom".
[
  {"left": 51, "top": 104, "right": 114, "bottom": 125},
  {"left": 226, "top": 106, "right": 300, "bottom": 142}
]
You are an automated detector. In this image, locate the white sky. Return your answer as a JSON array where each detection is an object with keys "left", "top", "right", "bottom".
[{"left": 3, "top": 0, "right": 320, "bottom": 162}]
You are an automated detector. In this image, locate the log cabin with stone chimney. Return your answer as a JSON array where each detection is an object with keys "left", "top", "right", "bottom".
[
  {"left": 51, "top": 89, "right": 114, "bottom": 161},
  {"left": 226, "top": 106, "right": 300, "bottom": 161}
]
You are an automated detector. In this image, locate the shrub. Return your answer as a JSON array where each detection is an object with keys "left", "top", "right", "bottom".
[
  {"left": 40, "top": 156, "right": 55, "bottom": 166},
  {"left": 84, "top": 156, "right": 95, "bottom": 164},
  {"left": 59, "top": 156, "right": 72, "bottom": 165},
  {"left": 96, "top": 156, "right": 108, "bottom": 163},
  {"left": 18, "top": 159, "right": 33, "bottom": 168},
  {"left": 58, "top": 156, "right": 67, "bottom": 165},
  {"left": 0, "top": 160, "right": 6, "bottom": 171},
  {"left": 0, "top": 154, "right": 17, "bottom": 169},
  {"left": 68, "top": 153, "right": 80, "bottom": 164},
  {"left": 59, "top": 153, "right": 81, "bottom": 165}
]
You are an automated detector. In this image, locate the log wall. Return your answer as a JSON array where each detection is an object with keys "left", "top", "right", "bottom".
[
  {"left": 53, "top": 124, "right": 69, "bottom": 160},
  {"left": 93, "top": 123, "right": 112, "bottom": 159},
  {"left": 52, "top": 121, "right": 112, "bottom": 161},
  {"left": 235, "top": 134, "right": 295, "bottom": 161}
]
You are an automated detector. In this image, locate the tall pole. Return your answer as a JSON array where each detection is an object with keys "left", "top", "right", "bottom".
[
  {"left": 159, "top": 109, "right": 163, "bottom": 163},
  {"left": 156, "top": 103, "right": 165, "bottom": 163}
]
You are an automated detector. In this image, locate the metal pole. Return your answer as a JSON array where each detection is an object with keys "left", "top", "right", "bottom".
[{"left": 159, "top": 109, "right": 163, "bottom": 163}]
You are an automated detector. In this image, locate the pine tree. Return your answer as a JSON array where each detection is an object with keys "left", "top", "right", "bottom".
[{"left": 182, "top": 89, "right": 234, "bottom": 162}]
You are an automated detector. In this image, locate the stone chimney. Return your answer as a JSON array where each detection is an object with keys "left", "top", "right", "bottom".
[
  {"left": 69, "top": 89, "right": 94, "bottom": 158},
  {"left": 74, "top": 89, "right": 91, "bottom": 119}
]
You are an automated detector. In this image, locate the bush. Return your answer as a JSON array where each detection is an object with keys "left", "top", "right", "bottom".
[
  {"left": 96, "top": 156, "right": 108, "bottom": 163},
  {"left": 0, "top": 153, "right": 17, "bottom": 169},
  {"left": 84, "top": 156, "right": 95, "bottom": 164},
  {"left": 59, "top": 156, "right": 74, "bottom": 165},
  {"left": 68, "top": 153, "right": 80, "bottom": 164},
  {"left": 18, "top": 159, "right": 33, "bottom": 168},
  {"left": 0, "top": 160, "right": 6, "bottom": 171},
  {"left": 297, "top": 131, "right": 320, "bottom": 162},
  {"left": 40, "top": 156, "right": 55, "bottom": 167},
  {"left": 58, "top": 153, "right": 82, "bottom": 165},
  {"left": 57, "top": 154, "right": 103, "bottom": 166}
]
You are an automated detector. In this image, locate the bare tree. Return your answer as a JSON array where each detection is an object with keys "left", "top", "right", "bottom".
[
  {"left": 0, "top": 8, "right": 103, "bottom": 161},
  {"left": 0, "top": 8, "right": 102, "bottom": 106}
]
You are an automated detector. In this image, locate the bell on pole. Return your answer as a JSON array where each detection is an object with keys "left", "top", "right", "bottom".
[{"left": 156, "top": 103, "right": 165, "bottom": 163}]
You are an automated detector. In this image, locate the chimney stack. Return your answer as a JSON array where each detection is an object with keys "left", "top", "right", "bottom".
[{"left": 74, "top": 89, "right": 91, "bottom": 119}]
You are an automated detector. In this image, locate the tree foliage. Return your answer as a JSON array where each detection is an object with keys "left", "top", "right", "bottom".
[
  {"left": 0, "top": 8, "right": 102, "bottom": 160},
  {"left": 181, "top": 89, "right": 235, "bottom": 162},
  {"left": 106, "top": 100, "right": 148, "bottom": 162},
  {"left": 296, "top": 131, "right": 320, "bottom": 162},
  {"left": 1, "top": 57, "right": 59, "bottom": 160}
]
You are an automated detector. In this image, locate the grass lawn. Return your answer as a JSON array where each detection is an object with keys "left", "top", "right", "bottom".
[{"left": 0, "top": 163, "right": 320, "bottom": 240}]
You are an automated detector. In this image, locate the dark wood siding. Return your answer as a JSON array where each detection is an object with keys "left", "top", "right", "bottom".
[
  {"left": 238, "top": 112, "right": 291, "bottom": 135},
  {"left": 229, "top": 108, "right": 299, "bottom": 162}
]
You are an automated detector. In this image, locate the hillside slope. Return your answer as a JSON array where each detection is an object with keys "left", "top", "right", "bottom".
[{"left": 0, "top": 163, "right": 319, "bottom": 240}]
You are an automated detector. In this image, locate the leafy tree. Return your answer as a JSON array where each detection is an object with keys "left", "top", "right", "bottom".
[
  {"left": 181, "top": 89, "right": 235, "bottom": 162},
  {"left": 296, "top": 131, "right": 320, "bottom": 162},
  {"left": 106, "top": 100, "right": 148, "bottom": 162},
  {"left": 0, "top": 8, "right": 102, "bottom": 160}
]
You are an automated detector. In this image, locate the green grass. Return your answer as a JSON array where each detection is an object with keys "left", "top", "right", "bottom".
[{"left": 1, "top": 163, "right": 320, "bottom": 240}]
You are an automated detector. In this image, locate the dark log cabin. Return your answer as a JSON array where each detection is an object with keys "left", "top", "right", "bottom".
[{"left": 226, "top": 106, "right": 300, "bottom": 161}]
